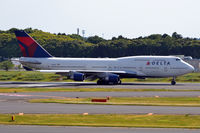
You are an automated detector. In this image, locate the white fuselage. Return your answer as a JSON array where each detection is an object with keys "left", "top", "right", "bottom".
[{"left": 19, "top": 56, "right": 194, "bottom": 78}]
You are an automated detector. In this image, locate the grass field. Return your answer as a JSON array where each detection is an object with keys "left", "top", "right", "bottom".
[
  {"left": 1, "top": 114, "right": 200, "bottom": 128},
  {"left": 0, "top": 71, "right": 64, "bottom": 81},
  {"left": 0, "top": 71, "right": 200, "bottom": 82},
  {"left": 29, "top": 97, "right": 200, "bottom": 107},
  {"left": 1, "top": 87, "right": 200, "bottom": 93}
]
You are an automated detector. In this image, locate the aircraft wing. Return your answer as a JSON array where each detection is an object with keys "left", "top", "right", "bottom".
[
  {"left": 38, "top": 69, "right": 146, "bottom": 79},
  {"left": 39, "top": 70, "right": 126, "bottom": 73}
]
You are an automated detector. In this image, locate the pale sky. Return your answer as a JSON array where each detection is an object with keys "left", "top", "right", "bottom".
[{"left": 0, "top": 0, "right": 200, "bottom": 39}]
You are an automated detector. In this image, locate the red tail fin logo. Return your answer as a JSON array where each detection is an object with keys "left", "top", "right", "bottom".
[{"left": 14, "top": 30, "right": 52, "bottom": 58}]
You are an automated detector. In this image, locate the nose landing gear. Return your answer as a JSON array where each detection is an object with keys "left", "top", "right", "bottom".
[{"left": 171, "top": 76, "right": 176, "bottom": 85}]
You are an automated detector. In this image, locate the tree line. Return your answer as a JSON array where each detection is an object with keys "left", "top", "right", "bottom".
[{"left": 0, "top": 28, "right": 200, "bottom": 59}]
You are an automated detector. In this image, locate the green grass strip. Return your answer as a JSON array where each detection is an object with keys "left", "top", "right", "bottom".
[
  {"left": 1, "top": 87, "right": 200, "bottom": 93},
  {"left": 1, "top": 114, "right": 200, "bottom": 128},
  {"left": 30, "top": 97, "right": 200, "bottom": 107}
]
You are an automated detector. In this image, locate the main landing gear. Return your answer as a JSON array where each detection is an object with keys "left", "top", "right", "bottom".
[
  {"left": 171, "top": 76, "right": 176, "bottom": 85},
  {"left": 97, "top": 79, "right": 122, "bottom": 85}
]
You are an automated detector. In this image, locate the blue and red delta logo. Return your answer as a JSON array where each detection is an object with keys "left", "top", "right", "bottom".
[{"left": 146, "top": 61, "right": 170, "bottom": 66}]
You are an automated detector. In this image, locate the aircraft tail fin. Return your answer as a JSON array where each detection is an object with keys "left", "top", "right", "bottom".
[{"left": 14, "top": 30, "right": 52, "bottom": 58}]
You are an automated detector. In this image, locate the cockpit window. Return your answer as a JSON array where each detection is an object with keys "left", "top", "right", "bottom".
[{"left": 176, "top": 58, "right": 181, "bottom": 61}]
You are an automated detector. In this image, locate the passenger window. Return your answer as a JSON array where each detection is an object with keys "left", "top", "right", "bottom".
[{"left": 176, "top": 58, "right": 180, "bottom": 61}]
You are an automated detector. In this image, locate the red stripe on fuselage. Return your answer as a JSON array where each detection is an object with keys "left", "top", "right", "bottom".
[{"left": 17, "top": 37, "right": 38, "bottom": 57}]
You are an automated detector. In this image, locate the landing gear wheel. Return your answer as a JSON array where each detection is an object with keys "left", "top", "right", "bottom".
[
  {"left": 97, "top": 80, "right": 102, "bottom": 85},
  {"left": 97, "top": 80, "right": 108, "bottom": 85},
  {"left": 97, "top": 79, "right": 121, "bottom": 85},
  {"left": 171, "top": 76, "right": 176, "bottom": 85},
  {"left": 171, "top": 80, "right": 176, "bottom": 85},
  {"left": 112, "top": 81, "right": 118, "bottom": 85},
  {"left": 118, "top": 80, "right": 122, "bottom": 85}
]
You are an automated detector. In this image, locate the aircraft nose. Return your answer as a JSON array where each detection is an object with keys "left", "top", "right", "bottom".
[{"left": 187, "top": 64, "right": 195, "bottom": 73}]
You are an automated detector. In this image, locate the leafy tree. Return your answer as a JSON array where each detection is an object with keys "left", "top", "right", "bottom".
[
  {"left": 87, "top": 36, "right": 105, "bottom": 44},
  {"left": 69, "top": 34, "right": 84, "bottom": 40},
  {"left": 0, "top": 28, "right": 200, "bottom": 58},
  {"left": 172, "top": 32, "right": 183, "bottom": 39},
  {"left": 0, "top": 60, "right": 14, "bottom": 71},
  {"left": 58, "top": 33, "right": 66, "bottom": 36},
  {"left": 111, "top": 37, "right": 117, "bottom": 40},
  {"left": 7, "top": 28, "right": 18, "bottom": 33},
  {"left": 117, "top": 35, "right": 125, "bottom": 39},
  {"left": 162, "top": 33, "right": 170, "bottom": 38},
  {"left": 147, "top": 34, "right": 162, "bottom": 40}
]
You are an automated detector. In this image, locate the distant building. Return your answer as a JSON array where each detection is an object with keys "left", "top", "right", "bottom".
[{"left": 11, "top": 58, "right": 22, "bottom": 70}]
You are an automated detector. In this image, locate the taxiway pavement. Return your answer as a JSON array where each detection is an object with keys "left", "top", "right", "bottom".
[
  {"left": 1, "top": 125, "right": 200, "bottom": 133},
  {"left": 1, "top": 101, "right": 200, "bottom": 114},
  {"left": 0, "top": 81, "right": 200, "bottom": 90},
  {"left": 0, "top": 82, "right": 200, "bottom": 114},
  {"left": 1, "top": 81, "right": 200, "bottom": 132},
  {"left": 1, "top": 91, "right": 200, "bottom": 100}
]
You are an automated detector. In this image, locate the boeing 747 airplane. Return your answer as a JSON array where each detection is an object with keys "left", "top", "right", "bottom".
[{"left": 14, "top": 30, "right": 194, "bottom": 85}]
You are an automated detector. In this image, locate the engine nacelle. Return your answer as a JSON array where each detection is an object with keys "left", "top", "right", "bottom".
[
  {"left": 71, "top": 72, "right": 85, "bottom": 81},
  {"left": 106, "top": 74, "right": 119, "bottom": 83}
]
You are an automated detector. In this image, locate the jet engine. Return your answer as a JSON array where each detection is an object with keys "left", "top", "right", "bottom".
[
  {"left": 105, "top": 74, "right": 120, "bottom": 83},
  {"left": 97, "top": 74, "right": 120, "bottom": 85},
  {"left": 70, "top": 72, "right": 85, "bottom": 81}
]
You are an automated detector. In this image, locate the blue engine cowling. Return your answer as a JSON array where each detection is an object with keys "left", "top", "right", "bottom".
[
  {"left": 73, "top": 73, "right": 85, "bottom": 81},
  {"left": 107, "top": 74, "right": 119, "bottom": 83}
]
